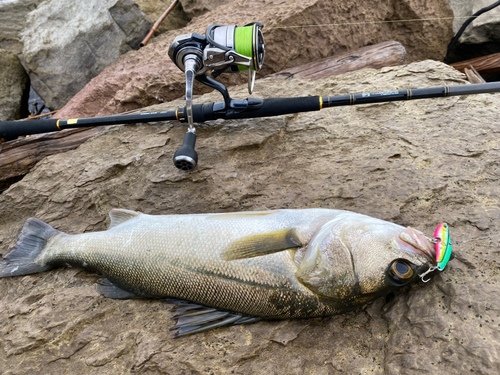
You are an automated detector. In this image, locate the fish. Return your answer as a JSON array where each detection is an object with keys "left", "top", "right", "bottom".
[{"left": 0, "top": 208, "right": 438, "bottom": 337}]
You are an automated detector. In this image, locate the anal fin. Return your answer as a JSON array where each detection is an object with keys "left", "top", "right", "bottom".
[
  {"left": 221, "top": 228, "right": 302, "bottom": 261},
  {"left": 167, "top": 299, "right": 261, "bottom": 338},
  {"left": 95, "top": 278, "right": 138, "bottom": 299}
]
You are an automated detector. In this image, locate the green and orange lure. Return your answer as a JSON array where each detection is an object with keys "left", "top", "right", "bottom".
[
  {"left": 434, "top": 223, "right": 452, "bottom": 271},
  {"left": 419, "top": 222, "right": 452, "bottom": 282}
]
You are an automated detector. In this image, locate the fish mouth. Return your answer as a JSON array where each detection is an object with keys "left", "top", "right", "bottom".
[{"left": 397, "top": 227, "right": 436, "bottom": 263}]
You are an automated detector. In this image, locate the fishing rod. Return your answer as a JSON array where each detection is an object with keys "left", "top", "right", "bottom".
[{"left": 1, "top": 23, "right": 500, "bottom": 171}]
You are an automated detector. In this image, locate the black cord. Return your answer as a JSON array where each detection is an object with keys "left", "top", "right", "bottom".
[
  {"left": 205, "top": 24, "right": 231, "bottom": 51},
  {"left": 444, "top": 0, "right": 500, "bottom": 63}
]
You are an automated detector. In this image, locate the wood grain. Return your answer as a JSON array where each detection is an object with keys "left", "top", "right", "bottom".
[
  {"left": 269, "top": 41, "right": 406, "bottom": 80},
  {"left": 451, "top": 53, "right": 500, "bottom": 75}
]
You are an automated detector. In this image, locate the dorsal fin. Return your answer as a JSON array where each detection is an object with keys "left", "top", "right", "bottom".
[
  {"left": 108, "top": 208, "right": 140, "bottom": 230},
  {"left": 221, "top": 228, "right": 302, "bottom": 261}
]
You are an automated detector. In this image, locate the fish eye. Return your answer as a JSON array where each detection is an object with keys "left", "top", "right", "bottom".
[{"left": 388, "top": 259, "right": 414, "bottom": 285}]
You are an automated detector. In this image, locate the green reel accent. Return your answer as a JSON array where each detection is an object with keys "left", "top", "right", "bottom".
[
  {"left": 234, "top": 25, "right": 259, "bottom": 71},
  {"left": 235, "top": 25, "right": 256, "bottom": 71}
]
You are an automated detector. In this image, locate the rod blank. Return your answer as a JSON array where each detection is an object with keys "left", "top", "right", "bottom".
[
  {"left": 321, "top": 82, "right": 500, "bottom": 108},
  {"left": 1, "top": 82, "right": 499, "bottom": 141}
]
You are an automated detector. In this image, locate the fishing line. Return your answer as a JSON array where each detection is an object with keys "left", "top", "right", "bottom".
[
  {"left": 266, "top": 16, "right": 482, "bottom": 30},
  {"left": 453, "top": 233, "right": 500, "bottom": 245}
]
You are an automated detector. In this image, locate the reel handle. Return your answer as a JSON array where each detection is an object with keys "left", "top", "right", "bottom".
[
  {"left": 173, "top": 54, "right": 201, "bottom": 170},
  {"left": 173, "top": 129, "right": 198, "bottom": 171}
]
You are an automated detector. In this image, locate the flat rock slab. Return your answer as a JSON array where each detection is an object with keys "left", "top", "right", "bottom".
[
  {"left": 179, "top": 0, "right": 235, "bottom": 18},
  {"left": 1, "top": 61, "right": 500, "bottom": 374},
  {"left": 22, "top": 0, "right": 153, "bottom": 110}
]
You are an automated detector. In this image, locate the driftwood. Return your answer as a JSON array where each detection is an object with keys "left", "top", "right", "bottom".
[
  {"left": 0, "top": 41, "right": 406, "bottom": 189},
  {"left": 269, "top": 41, "right": 406, "bottom": 80},
  {"left": 464, "top": 65, "right": 486, "bottom": 84},
  {"left": 450, "top": 52, "right": 500, "bottom": 75},
  {"left": 0, "top": 128, "right": 101, "bottom": 191},
  {"left": 140, "top": 0, "right": 179, "bottom": 47}
]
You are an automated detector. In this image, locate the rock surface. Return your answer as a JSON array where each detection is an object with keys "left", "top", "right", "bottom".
[
  {"left": 55, "top": 0, "right": 453, "bottom": 119},
  {"left": 179, "top": 0, "right": 235, "bottom": 18},
  {"left": 0, "top": 0, "right": 44, "bottom": 56},
  {"left": 2, "top": 61, "right": 500, "bottom": 374},
  {"left": 447, "top": 0, "right": 500, "bottom": 41},
  {"left": 0, "top": 49, "right": 29, "bottom": 121},
  {"left": 21, "top": 0, "right": 153, "bottom": 110},
  {"left": 445, "top": 0, "right": 500, "bottom": 61},
  {"left": 135, "top": 0, "right": 190, "bottom": 34}
]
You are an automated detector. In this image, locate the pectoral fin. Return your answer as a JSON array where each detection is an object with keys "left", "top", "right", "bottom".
[{"left": 221, "top": 228, "right": 302, "bottom": 261}]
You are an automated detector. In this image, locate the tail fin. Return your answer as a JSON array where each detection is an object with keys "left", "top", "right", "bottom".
[{"left": 0, "top": 218, "right": 62, "bottom": 277}]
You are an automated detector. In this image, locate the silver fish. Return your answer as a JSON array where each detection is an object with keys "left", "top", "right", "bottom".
[{"left": 0, "top": 208, "right": 437, "bottom": 336}]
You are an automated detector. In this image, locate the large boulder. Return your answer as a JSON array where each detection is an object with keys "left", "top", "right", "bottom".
[
  {"left": 0, "top": 49, "right": 29, "bottom": 121},
  {"left": 55, "top": 0, "right": 453, "bottom": 119},
  {"left": 21, "top": 0, "right": 153, "bottom": 111},
  {"left": 1, "top": 61, "right": 500, "bottom": 373},
  {"left": 0, "top": 0, "right": 44, "bottom": 56}
]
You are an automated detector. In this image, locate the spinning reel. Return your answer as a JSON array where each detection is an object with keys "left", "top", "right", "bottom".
[{"left": 168, "top": 22, "right": 265, "bottom": 170}]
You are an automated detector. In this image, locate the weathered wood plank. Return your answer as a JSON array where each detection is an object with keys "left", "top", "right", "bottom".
[
  {"left": 450, "top": 53, "right": 500, "bottom": 75},
  {"left": 464, "top": 65, "right": 486, "bottom": 84},
  {"left": 0, "top": 127, "right": 101, "bottom": 186},
  {"left": 269, "top": 41, "right": 406, "bottom": 80}
]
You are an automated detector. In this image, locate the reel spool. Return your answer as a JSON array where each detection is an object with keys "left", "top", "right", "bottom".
[
  {"left": 168, "top": 23, "right": 265, "bottom": 171},
  {"left": 205, "top": 23, "right": 265, "bottom": 93}
]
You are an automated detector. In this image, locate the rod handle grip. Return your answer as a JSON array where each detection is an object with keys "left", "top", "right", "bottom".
[{"left": 0, "top": 119, "right": 60, "bottom": 140}]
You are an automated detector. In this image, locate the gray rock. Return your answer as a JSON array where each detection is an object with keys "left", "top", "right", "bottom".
[
  {"left": 0, "top": 49, "right": 29, "bottom": 121},
  {"left": 446, "top": 0, "right": 500, "bottom": 47},
  {"left": 1, "top": 60, "right": 500, "bottom": 373},
  {"left": 0, "top": 0, "right": 44, "bottom": 56},
  {"left": 21, "top": 0, "right": 152, "bottom": 110},
  {"left": 446, "top": 0, "right": 474, "bottom": 34}
]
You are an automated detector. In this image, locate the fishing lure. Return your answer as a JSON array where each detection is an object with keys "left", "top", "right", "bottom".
[{"left": 419, "top": 222, "right": 452, "bottom": 282}]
